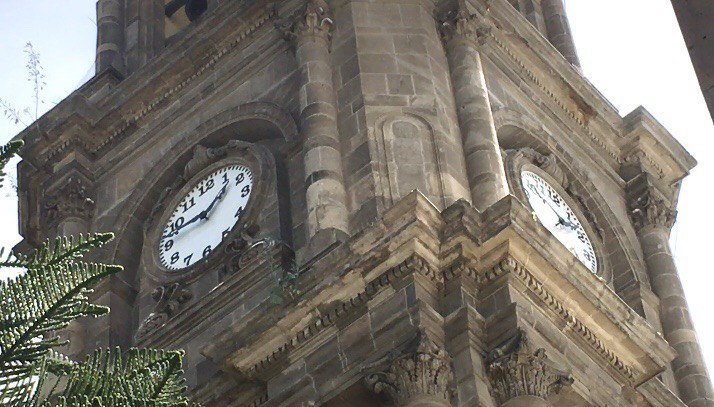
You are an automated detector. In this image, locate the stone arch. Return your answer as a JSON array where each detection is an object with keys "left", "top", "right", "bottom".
[
  {"left": 108, "top": 102, "right": 297, "bottom": 287},
  {"left": 492, "top": 108, "right": 648, "bottom": 303}
]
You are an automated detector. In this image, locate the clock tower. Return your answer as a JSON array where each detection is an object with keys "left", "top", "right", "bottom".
[{"left": 15, "top": 0, "right": 713, "bottom": 406}]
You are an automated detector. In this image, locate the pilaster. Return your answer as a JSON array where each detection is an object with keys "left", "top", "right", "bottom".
[
  {"left": 96, "top": 0, "right": 125, "bottom": 73},
  {"left": 440, "top": 1, "right": 509, "bottom": 211},
  {"left": 627, "top": 172, "right": 714, "bottom": 407},
  {"left": 540, "top": 0, "right": 580, "bottom": 67},
  {"left": 284, "top": 0, "right": 350, "bottom": 257}
]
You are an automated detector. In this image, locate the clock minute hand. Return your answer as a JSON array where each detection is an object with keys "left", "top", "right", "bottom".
[
  {"left": 540, "top": 197, "right": 576, "bottom": 229},
  {"left": 204, "top": 184, "right": 228, "bottom": 219}
]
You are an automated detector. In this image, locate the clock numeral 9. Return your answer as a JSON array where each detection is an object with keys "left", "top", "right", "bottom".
[
  {"left": 171, "top": 252, "right": 179, "bottom": 265},
  {"left": 203, "top": 245, "right": 212, "bottom": 258},
  {"left": 241, "top": 185, "right": 250, "bottom": 198},
  {"left": 164, "top": 240, "right": 174, "bottom": 252},
  {"left": 235, "top": 173, "right": 245, "bottom": 185}
]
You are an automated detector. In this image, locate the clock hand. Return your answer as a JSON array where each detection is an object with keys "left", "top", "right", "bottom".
[
  {"left": 161, "top": 185, "right": 229, "bottom": 239},
  {"left": 203, "top": 184, "right": 228, "bottom": 219},
  {"left": 539, "top": 197, "right": 576, "bottom": 229}
]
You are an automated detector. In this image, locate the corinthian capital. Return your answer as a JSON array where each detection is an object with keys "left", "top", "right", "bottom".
[
  {"left": 43, "top": 175, "right": 95, "bottom": 225},
  {"left": 629, "top": 194, "right": 677, "bottom": 232},
  {"left": 487, "top": 331, "right": 573, "bottom": 405},
  {"left": 439, "top": 0, "right": 482, "bottom": 46},
  {"left": 626, "top": 173, "right": 677, "bottom": 232},
  {"left": 365, "top": 333, "right": 454, "bottom": 405},
  {"left": 282, "top": 0, "right": 333, "bottom": 43}
]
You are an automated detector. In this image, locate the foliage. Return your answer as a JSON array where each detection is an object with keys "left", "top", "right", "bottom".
[
  {"left": 1, "top": 42, "right": 46, "bottom": 127},
  {"left": 0, "top": 141, "right": 195, "bottom": 406}
]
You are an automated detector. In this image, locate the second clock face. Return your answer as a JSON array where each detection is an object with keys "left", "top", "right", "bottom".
[
  {"left": 521, "top": 171, "right": 597, "bottom": 273},
  {"left": 159, "top": 164, "right": 253, "bottom": 271}
]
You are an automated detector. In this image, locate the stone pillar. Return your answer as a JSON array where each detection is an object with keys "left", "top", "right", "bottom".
[
  {"left": 541, "top": 0, "right": 580, "bottom": 67},
  {"left": 441, "top": 2, "right": 509, "bottom": 212},
  {"left": 285, "top": 0, "right": 349, "bottom": 251},
  {"left": 487, "top": 331, "right": 572, "bottom": 407},
  {"left": 365, "top": 334, "right": 454, "bottom": 406},
  {"left": 44, "top": 175, "right": 95, "bottom": 236},
  {"left": 96, "top": 0, "right": 124, "bottom": 72},
  {"left": 627, "top": 174, "right": 714, "bottom": 407}
]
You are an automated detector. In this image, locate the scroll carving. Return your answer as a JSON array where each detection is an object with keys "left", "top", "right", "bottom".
[
  {"left": 513, "top": 148, "right": 570, "bottom": 188},
  {"left": 439, "top": 0, "right": 486, "bottom": 46},
  {"left": 281, "top": 0, "right": 333, "bottom": 42},
  {"left": 135, "top": 282, "right": 193, "bottom": 342},
  {"left": 365, "top": 333, "right": 454, "bottom": 405},
  {"left": 487, "top": 331, "right": 573, "bottom": 405},
  {"left": 44, "top": 176, "right": 95, "bottom": 224}
]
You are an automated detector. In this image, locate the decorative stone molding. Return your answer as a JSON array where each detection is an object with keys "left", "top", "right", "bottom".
[
  {"left": 511, "top": 148, "right": 570, "bottom": 188},
  {"left": 281, "top": 0, "right": 333, "bottom": 43},
  {"left": 628, "top": 193, "right": 677, "bottom": 232},
  {"left": 487, "top": 330, "right": 573, "bottom": 405},
  {"left": 239, "top": 255, "right": 438, "bottom": 378},
  {"left": 365, "top": 332, "right": 454, "bottom": 405},
  {"left": 43, "top": 176, "right": 95, "bottom": 225},
  {"left": 471, "top": 258, "right": 637, "bottom": 382},
  {"left": 135, "top": 282, "right": 193, "bottom": 342}
]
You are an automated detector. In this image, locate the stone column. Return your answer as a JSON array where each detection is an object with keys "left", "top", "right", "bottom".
[
  {"left": 628, "top": 174, "right": 714, "bottom": 407},
  {"left": 96, "top": 0, "right": 124, "bottom": 72},
  {"left": 285, "top": 0, "right": 349, "bottom": 251},
  {"left": 365, "top": 334, "right": 454, "bottom": 406},
  {"left": 441, "top": 2, "right": 509, "bottom": 212},
  {"left": 487, "top": 331, "right": 573, "bottom": 407},
  {"left": 44, "top": 175, "right": 95, "bottom": 236},
  {"left": 541, "top": 0, "right": 580, "bottom": 67}
]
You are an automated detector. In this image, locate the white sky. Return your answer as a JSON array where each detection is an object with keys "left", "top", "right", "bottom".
[{"left": 0, "top": 0, "right": 712, "bottom": 385}]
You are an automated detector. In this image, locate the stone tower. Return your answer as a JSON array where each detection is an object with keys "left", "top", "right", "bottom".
[{"left": 14, "top": 0, "right": 713, "bottom": 405}]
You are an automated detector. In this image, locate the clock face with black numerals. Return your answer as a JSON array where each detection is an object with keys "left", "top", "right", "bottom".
[
  {"left": 158, "top": 165, "right": 253, "bottom": 271},
  {"left": 521, "top": 171, "right": 597, "bottom": 273}
]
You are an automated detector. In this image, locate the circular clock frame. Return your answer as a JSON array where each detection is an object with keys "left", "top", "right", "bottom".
[
  {"left": 143, "top": 141, "right": 273, "bottom": 283},
  {"left": 505, "top": 150, "right": 602, "bottom": 275}
]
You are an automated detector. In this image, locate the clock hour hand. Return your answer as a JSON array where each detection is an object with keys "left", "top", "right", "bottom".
[{"left": 162, "top": 185, "right": 228, "bottom": 239}]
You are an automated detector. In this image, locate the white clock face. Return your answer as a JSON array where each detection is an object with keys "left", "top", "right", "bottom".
[
  {"left": 159, "top": 165, "right": 253, "bottom": 271},
  {"left": 521, "top": 171, "right": 597, "bottom": 273}
]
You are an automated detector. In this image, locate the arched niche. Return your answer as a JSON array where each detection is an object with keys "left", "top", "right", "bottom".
[
  {"left": 493, "top": 108, "right": 648, "bottom": 305},
  {"left": 105, "top": 102, "right": 298, "bottom": 340}
]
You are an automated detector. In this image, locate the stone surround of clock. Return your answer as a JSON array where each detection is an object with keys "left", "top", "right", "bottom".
[{"left": 14, "top": 0, "right": 712, "bottom": 406}]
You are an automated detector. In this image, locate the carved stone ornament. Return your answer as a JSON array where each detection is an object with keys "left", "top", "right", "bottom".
[
  {"left": 365, "top": 333, "right": 455, "bottom": 405},
  {"left": 487, "top": 331, "right": 574, "bottom": 405},
  {"left": 629, "top": 193, "right": 677, "bottom": 232},
  {"left": 44, "top": 176, "right": 95, "bottom": 224},
  {"left": 280, "top": 0, "right": 333, "bottom": 42},
  {"left": 135, "top": 282, "right": 193, "bottom": 342},
  {"left": 513, "top": 147, "right": 570, "bottom": 189},
  {"left": 439, "top": 0, "right": 485, "bottom": 46}
]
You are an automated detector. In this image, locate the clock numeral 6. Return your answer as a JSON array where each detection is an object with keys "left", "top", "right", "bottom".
[
  {"left": 203, "top": 246, "right": 212, "bottom": 258},
  {"left": 171, "top": 252, "right": 179, "bottom": 265}
]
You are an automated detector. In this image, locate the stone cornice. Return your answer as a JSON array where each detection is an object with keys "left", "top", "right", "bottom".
[{"left": 16, "top": 1, "right": 277, "bottom": 169}]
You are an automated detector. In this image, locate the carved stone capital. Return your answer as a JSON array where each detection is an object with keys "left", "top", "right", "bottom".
[
  {"left": 135, "top": 282, "right": 193, "bottom": 342},
  {"left": 365, "top": 333, "right": 454, "bottom": 405},
  {"left": 629, "top": 194, "right": 677, "bottom": 232},
  {"left": 439, "top": 0, "right": 484, "bottom": 48},
  {"left": 43, "top": 175, "right": 95, "bottom": 225},
  {"left": 487, "top": 331, "right": 573, "bottom": 405},
  {"left": 626, "top": 174, "right": 677, "bottom": 232},
  {"left": 282, "top": 0, "right": 333, "bottom": 43}
]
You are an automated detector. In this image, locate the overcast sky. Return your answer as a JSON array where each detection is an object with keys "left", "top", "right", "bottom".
[{"left": 1, "top": 0, "right": 712, "bottom": 384}]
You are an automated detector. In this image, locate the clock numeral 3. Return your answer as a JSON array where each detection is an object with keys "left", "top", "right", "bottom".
[{"left": 241, "top": 185, "right": 250, "bottom": 198}]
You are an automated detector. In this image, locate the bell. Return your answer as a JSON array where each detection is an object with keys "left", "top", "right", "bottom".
[{"left": 185, "top": 0, "right": 208, "bottom": 22}]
